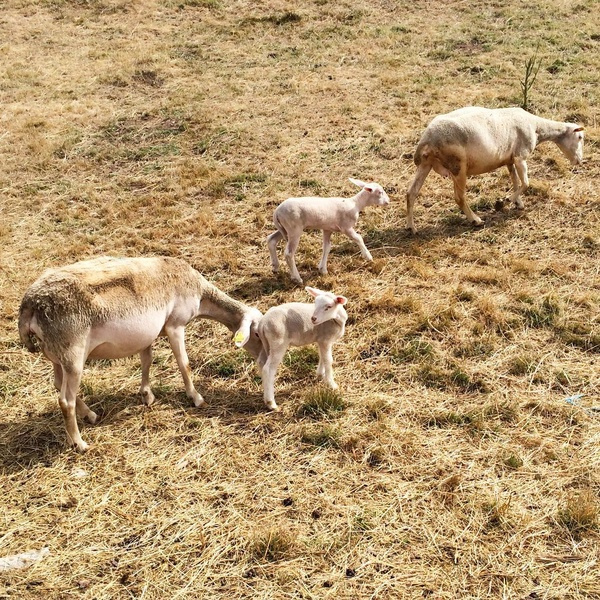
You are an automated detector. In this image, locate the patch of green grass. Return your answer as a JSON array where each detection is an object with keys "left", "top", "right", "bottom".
[
  {"left": 301, "top": 425, "right": 341, "bottom": 448},
  {"left": 204, "top": 352, "right": 249, "bottom": 378},
  {"left": 390, "top": 338, "right": 435, "bottom": 363},
  {"left": 297, "top": 387, "right": 346, "bottom": 419},
  {"left": 520, "top": 295, "right": 561, "bottom": 328},
  {"left": 284, "top": 347, "right": 319, "bottom": 377}
]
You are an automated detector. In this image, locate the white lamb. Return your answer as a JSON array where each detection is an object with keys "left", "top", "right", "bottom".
[
  {"left": 405, "top": 106, "right": 584, "bottom": 233},
  {"left": 238, "top": 287, "right": 348, "bottom": 411},
  {"left": 19, "top": 256, "right": 263, "bottom": 452},
  {"left": 267, "top": 178, "right": 390, "bottom": 284}
]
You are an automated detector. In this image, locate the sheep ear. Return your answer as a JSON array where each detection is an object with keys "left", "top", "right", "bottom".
[
  {"left": 233, "top": 321, "right": 251, "bottom": 348},
  {"left": 336, "top": 295, "right": 348, "bottom": 305},
  {"left": 305, "top": 286, "right": 322, "bottom": 298},
  {"left": 573, "top": 126, "right": 584, "bottom": 133},
  {"left": 349, "top": 177, "right": 366, "bottom": 189}
]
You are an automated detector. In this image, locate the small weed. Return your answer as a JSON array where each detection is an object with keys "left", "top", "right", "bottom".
[
  {"left": 425, "top": 411, "right": 475, "bottom": 428},
  {"left": 520, "top": 47, "right": 541, "bottom": 111},
  {"left": 297, "top": 387, "right": 346, "bottom": 419},
  {"left": 503, "top": 453, "right": 523, "bottom": 470},
  {"left": 250, "top": 527, "right": 297, "bottom": 562},
  {"left": 508, "top": 354, "right": 538, "bottom": 376},
  {"left": 558, "top": 490, "right": 598, "bottom": 534},
  {"left": 483, "top": 496, "right": 512, "bottom": 529}
]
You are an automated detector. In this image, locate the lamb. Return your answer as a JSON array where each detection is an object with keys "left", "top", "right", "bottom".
[
  {"left": 267, "top": 178, "right": 390, "bottom": 284},
  {"left": 18, "top": 256, "right": 263, "bottom": 452},
  {"left": 405, "top": 106, "right": 584, "bottom": 234},
  {"left": 239, "top": 286, "right": 348, "bottom": 411}
]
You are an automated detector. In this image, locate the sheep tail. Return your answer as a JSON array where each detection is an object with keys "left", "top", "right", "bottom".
[
  {"left": 18, "top": 303, "right": 40, "bottom": 353},
  {"left": 273, "top": 212, "right": 288, "bottom": 241}
]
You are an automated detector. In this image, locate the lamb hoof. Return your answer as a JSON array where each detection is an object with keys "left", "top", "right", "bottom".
[
  {"left": 265, "top": 402, "right": 280, "bottom": 412},
  {"left": 471, "top": 218, "right": 484, "bottom": 227},
  {"left": 193, "top": 397, "right": 206, "bottom": 408},
  {"left": 73, "top": 440, "right": 90, "bottom": 453},
  {"left": 85, "top": 411, "right": 99, "bottom": 425},
  {"left": 291, "top": 278, "right": 303, "bottom": 285},
  {"left": 407, "top": 226, "right": 418, "bottom": 235},
  {"left": 494, "top": 199, "right": 505, "bottom": 211}
]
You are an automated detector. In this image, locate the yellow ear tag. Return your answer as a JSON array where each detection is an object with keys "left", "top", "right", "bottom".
[{"left": 234, "top": 331, "right": 245, "bottom": 344}]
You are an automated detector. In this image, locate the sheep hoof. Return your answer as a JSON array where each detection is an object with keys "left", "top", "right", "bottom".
[
  {"left": 265, "top": 402, "right": 279, "bottom": 412},
  {"left": 291, "top": 277, "right": 303, "bottom": 285},
  {"left": 193, "top": 397, "right": 206, "bottom": 408},
  {"left": 407, "top": 226, "right": 418, "bottom": 235},
  {"left": 141, "top": 389, "right": 155, "bottom": 406},
  {"left": 471, "top": 218, "right": 484, "bottom": 227}
]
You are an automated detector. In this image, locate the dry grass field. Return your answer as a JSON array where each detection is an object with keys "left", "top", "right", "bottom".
[{"left": 1, "top": 0, "right": 600, "bottom": 597}]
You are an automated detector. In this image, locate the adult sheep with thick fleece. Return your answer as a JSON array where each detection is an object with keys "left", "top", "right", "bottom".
[
  {"left": 19, "top": 256, "right": 263, "bottom": 452},
  {"left": 405, "top": 106, "right": 584, "bottom": 233},
  {"left": 267, "top": 178, "right": 390, "bottom": 284},
  {"left": 239, "top": 287, "right": 347, "bottom": 411}
]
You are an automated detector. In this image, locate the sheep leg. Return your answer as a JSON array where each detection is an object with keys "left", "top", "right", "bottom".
[
  {"left": 344, "top": 228, "right": 372, "bottom": 262},
  {"left": 54, "top": 361, "right": 97, "bottom": 424},
  {"left": 53, "top": 362, "right": 63, "bottom": 391},
  {"left": 284, "top": 235, "right": 303, "bottom": 284},
  {"left": 58, "top": 361, "right": 88, "bottom": 453},
  {"left": 267, "top": 230, "right": 283, "bottom": 273},
  {"left": 510, "top": 158, "right": 529, "bottom": 209},
  {"left": 406, "top": 163, "right": 432, "bottom": 234},
  {"left": 139, "top": 345, "right": 155, "bottom": 406},
  {"left": 261, "top": 345, "right": 287, "bottom": 411},
  {"left": 317, "top": 342, "right": 338, "bottom": 389},
  {"left": 318, "top": 230, "right": 333, "bottom": 275},
  {"left": 452, "top": 172, "right": 483, "bottom": 226},
  {"left": 165, "top": 326, "right": 205, "bottom": 407}
]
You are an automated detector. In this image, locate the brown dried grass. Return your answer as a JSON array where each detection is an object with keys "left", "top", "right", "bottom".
[{"left": 1, "top": 0, "right": 599, "bottom": 598}]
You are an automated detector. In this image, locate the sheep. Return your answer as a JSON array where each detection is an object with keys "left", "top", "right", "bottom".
[
  {"left": 267, "top": 178, "right": 390, "bottom": 284},
  {"left": 406, "top": 106, "right": 584, "bottom": 233},
  {"left": 18, "top": 256, "right": 263, "bottom": 452},
  {"left": 239, "top": 286, "right": 348, "bottom": 411}
]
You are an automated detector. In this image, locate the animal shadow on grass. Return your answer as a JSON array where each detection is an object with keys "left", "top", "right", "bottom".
[
  {"left": 365, "top": 204, "right": 526, "bottom": 253},
  {"left": 0, "top": 389, "right": 144, "bottom": 472}
]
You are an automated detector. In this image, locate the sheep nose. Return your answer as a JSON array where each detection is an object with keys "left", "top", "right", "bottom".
[{"left": 311, "top": 316, "right": 317, "bottom": 323}]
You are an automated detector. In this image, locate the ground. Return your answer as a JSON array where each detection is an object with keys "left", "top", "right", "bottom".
[{"left": 0, "top": 0, "right": 599, "bottom": 598}]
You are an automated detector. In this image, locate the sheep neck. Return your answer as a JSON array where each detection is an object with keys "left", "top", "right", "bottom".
[
  {"left": 200, "top": 285, "right": 246, "bottom": 332},
  {"left": 534, "top": 117, "right": 569, "bottom": 144}
]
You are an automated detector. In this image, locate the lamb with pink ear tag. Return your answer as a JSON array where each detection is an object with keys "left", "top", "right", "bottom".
[{"left": 244, "top": 286, "right": 348, "bottom": 411}]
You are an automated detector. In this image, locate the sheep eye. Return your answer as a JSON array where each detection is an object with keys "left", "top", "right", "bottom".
[{"left": 324, "top": 306, "right": 330, "bottom": 311}]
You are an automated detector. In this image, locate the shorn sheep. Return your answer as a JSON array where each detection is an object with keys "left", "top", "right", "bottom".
[
  {"left": 19, "top": 256, "right": 263, "bottom": 452},
  {"left": 239, "top": 287, "right": 348, "bottom": 411},
  {"left": 406, "top": 106, "right": 584, "bottom": 233},
  {"left": 267, "top": 178, "right": 390, "bottom": 284}
]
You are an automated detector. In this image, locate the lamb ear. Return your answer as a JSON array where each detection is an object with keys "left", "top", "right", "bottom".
[
  {"left": 349, "top": 177, "right": 366, "bottom": 189},
  {"left": 336, "top": 295, "right": 348, "bottom": 305},
  {"left": 233, "top": 321, "right": 251, "bottom": 348},
  {"left": 573, "top": 126, "right": 584, "bottom": 133},
  {"left": 305, "top": 286, "right": 323, "bottom": 298}
]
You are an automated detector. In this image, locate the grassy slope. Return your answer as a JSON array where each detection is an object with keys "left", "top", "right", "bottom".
[{"left": 1, "top": 0, "right": 599, "bottom": 597}]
